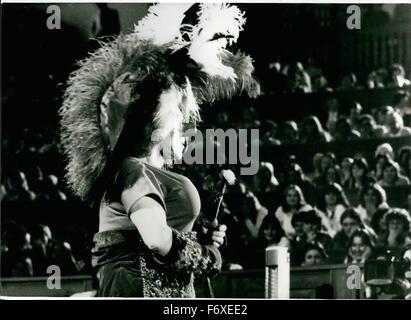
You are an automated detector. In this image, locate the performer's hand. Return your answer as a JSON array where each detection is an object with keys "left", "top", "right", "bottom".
[{"left": 210, "top": 224, "right": 227, "bottom": 248}]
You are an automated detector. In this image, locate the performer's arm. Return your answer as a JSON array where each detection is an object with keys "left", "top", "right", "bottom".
[
  {"left": 129, "top": 196, "right": 225, "bottom": 274},
  {"left": 129, "top": 196, "right": 173, "bottom": 256}
]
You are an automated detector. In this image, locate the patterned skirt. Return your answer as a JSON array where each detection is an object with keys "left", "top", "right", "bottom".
[{"left": 91, "top": 229, "right": 196, "bottom": 298}]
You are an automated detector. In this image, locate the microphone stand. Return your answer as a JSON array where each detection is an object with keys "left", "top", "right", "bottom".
[{"left": 205, "top": 182, "right": 227, "bottom": 298}]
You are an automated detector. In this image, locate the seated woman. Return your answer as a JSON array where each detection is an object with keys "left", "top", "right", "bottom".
[
  {"left": 300, "top": 209, "right": 333, "bottom": 256},
  {"left": 343, "top": 157, "right": 375, "bottom": 190},
  {"left": 370, "top": 207, "right": 390, "bottom": 238},
  {"left": 333, "top": 116, "right": 361, "bottom": 142},
  {"left": 274, "top": 184, "right": 312, "bottom": 239},
  {"left": 397, "top": 146, "right": 411, "bottom": 179},
  {"left": 299, "top": 116, "right": 331, "bottom": 144},
  {"left": 289, "top": 211, "right": 309, "bottom": 266},
  {"left": 376, "top": 208, "right": 411, "bottom": 257},
  {"left": 281, "top": 121, "right": 299, "bottom": 145},
  {"left": 315, "top": 164, "right": 342, "bottom": 192},
  {"left": 242, "top": 192, "right": 269, "bottom": 241},
  {"left": 330, "top": 208, "right": 364, "bottom": 263},
  {"left": 355, "top": 183, "right": 389, "bottom": 227},
  {"left": 377, "top": 159, "right": 410, "bottom": 187},
  {"left": 344, "top": 229, "right": 375, "bottom": 264},
  {"left": 339, "top": 157, "right": 353, "bottom": 188},
  {"left": 316, "top": 183, "right": 350, "bottom": 237},
  {"left": 373, "top": 149, "right": 393, "bottom": 180},
  {"left": 245, "top": 214, "right": 289, "bottom": 269},
  {"left": 301, "top": 242, "right": 328, "bottom": 267}
]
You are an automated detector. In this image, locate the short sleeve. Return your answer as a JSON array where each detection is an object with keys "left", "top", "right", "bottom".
[{"left": 118, "top": 159, "right": 166, "bottom": 215}]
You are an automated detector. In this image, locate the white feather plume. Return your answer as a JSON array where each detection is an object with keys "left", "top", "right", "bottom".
[
  {"left": 134, "top": 3, "right": 246, "bottom": 79},
  {"left": 187, "top": 3, "right": 246, "bottom": 79},
  {"left": 153, "top": 85, "right": 184, "bottom": 141},
  {"left": 196, "top": 3, "right": 245, "bottom": 46},
  {"left": 181, "top": 77, "right": 200, "bottom": 124},
  {"left": 134, "top": 3, "right": 192, "bottom": 46}
]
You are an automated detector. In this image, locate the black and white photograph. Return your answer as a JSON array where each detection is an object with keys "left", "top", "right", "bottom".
[{"left": 1, "top": 1, "right": 411, "bottom": 304}]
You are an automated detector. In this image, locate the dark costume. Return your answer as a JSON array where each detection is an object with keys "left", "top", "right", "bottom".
[{"left": 92, "top": 158, "right": 221, "bottom": 297}]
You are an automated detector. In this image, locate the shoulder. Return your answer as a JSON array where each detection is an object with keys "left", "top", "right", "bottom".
[
  {"left": 397, "top": 176, "right": 410, "bottom": 185},
  {"left": 336, "top": 204, "right": 346, "bottom": 213},
  {"left": 301, "top": 204, "right": 313, "bottom": 211},
  {"left": 118, "top": 158, "right": 154, "bottom": 189},
  {"left": 275, "top": 206, "right": 283, "bottom": 216}
]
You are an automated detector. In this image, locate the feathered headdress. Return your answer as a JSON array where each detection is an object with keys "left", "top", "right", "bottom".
[{"left": 60, "top": 3, "right": 260, "bottom": 202}]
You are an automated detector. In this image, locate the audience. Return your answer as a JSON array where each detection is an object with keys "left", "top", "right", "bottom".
[{"left": 3, "top": 56, "right": 411, "bottom": 277}]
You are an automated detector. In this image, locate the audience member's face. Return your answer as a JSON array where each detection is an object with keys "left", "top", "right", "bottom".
[
  {"left": 284, "top": 125, "right": 297, "bottom": 141},
  {"left": 399, "top": 151, "right": 411, "bottom": 165},
  {"left": 350, "top": 236, "right": 370, "bottom": 260},
  {"left": 305, "top": 121, "right": 316, "bottom": 135},
  {"left": 341, "top": 77, "right": 353, "bottom": 88},
  {"left": 364, "top": 189, "right": 379, "bottom": 207},
  {"left": 388, "top": 219, "right": 404, "bottom": 234},
  {"left": 303, "top": 222, "right": 317, "bottom": 234},
  {"left": 304, "top": 249, "right": 323, "bottom": 266},
  {"left": 258, "top": 167, "right": 272, "bottom": 185},
  {"left": 342, "top": 217, "right": 360, "bottom": 237},
  {"left": 286, "top": 189, "right": 299, "bottom": 208},
  {"left": 350, "top": 105, "right": 361, "bottom": 118},
  {"left": 321, "top": 157, "right": 333, "bottom": 173},
  {"left": 313, "top": 154, "right": 323, "bottom": 171},
  {"left": 352, "top": 164, "right": 365, "bottom": 179},
  {"left": 360, "top": 120, "right": 374, "bottom": 137},
  {"left": 325, "top": 192, "right": 338, "bottom": 206},
  {"left": 382, "top": 165, "right": 397, "bottom": 184},
  {"left": 22, "top": 233, "right": 32, "bottom": 252},
  {"left": 376, "top": 156, "right": 388, "bottom": 172},
  {"left": 263, "top": 225, "right": 278, "bottom": 243},
  {"left": 385, "top": 113, "right": 400, "bottom": 132},
  {"left": 377, "top": 110, "right": 388, "bottom": 125},
  {"left": 293, "top": 221, "right": 305, "bottom": 237},
  {"left": 326, "top": 167, "right": 338, "bottom": 184}
]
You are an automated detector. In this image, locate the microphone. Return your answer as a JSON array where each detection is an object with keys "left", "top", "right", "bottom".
[
  {"left": 207, "top": 169, "right": 236, "bottom": 229},
  {"left": 204, "top": 169, "right": 236, "bottom": 299}
]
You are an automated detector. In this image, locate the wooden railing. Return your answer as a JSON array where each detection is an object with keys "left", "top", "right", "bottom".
[{"left": 1, "top": 264, "right": 364, "bottom": 299}]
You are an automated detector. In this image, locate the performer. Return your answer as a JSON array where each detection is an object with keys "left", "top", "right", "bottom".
[{"left": 60, "top": 3, "right": 259, "bottom": 297}]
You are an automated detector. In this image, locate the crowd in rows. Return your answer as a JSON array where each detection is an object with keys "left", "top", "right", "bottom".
[
  {"left": 212, "top": 91, "right": 411, "bottom": 149},
  {"left": 263, "top": 61, "right": 411, "bottom": 94},
  {"left": 2, "top": 67, "right": 411, "bottom": 277},
  {"left": 1, "top": 222, "right": 92, "bottom": 277}
]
